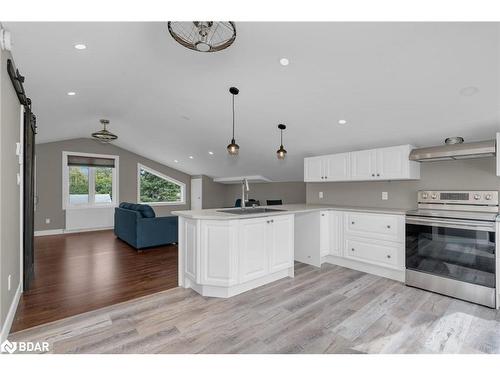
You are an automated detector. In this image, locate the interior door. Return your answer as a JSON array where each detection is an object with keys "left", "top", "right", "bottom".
[
  {"left": 190, "top": 178, "right": 202, "bottom": 210},
  {"left": 23, "top": 107, "right": 36, "bottom": 291}
]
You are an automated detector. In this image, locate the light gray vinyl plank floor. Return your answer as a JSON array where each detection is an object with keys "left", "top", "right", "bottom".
[{"left": 9, "top": 263, "right": 500, "bottom": 354}]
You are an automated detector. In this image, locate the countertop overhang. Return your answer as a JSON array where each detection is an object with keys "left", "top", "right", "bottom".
[{"left": 172, "top": 204, "right": 410, "bottom": 220}]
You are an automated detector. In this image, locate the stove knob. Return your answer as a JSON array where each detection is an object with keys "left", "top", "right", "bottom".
[
  {"left": 473, "top": 194, "right": 481, "bottom": 200},
  {"left": 431, "top": 193, "right": 438, "bottom": 199},
  {"left": 422, "top": 192, "right": 429, "bottom": 199},
  {"left": 485, "top": 194, "right": 492, "bottom": 200}
]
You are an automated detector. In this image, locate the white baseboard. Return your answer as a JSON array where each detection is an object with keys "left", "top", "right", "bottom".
[
  {"left": 322, "top": 255, "right": 405, "bottom": 283},
  {"left": 34, "top": 229, "right": 64, "bottom": 237},
  {"left": 0, "top": 282, "right": 22, "bottom": 343},
  {"left": 35, "top": 227, "right": 113, "bottom": 237}
]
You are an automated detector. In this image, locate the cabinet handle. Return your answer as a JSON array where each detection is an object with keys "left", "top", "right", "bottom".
[
  {"left": 371, "top": 173, "right": 375, "bottom": 177},
  {"left": 321, "top": 214, "right": 325, "bottom": 217},
  {"left": 351, "top": 248, "right": 355, "bottom": 251},
  {"left": 387, "top": 255, "right": 391, "bottom": 259},
  {"left": 377, "top": 173, "right": 380, "bottom": 177},
  {"left": 387, "top": 225, "right": 391, "bottom": 229},
  {"left": 351, "top": 221, "right": 355, "bottom": 225},
  {"left": 271, "top": 219, "right": 274, "bottom": 223}
]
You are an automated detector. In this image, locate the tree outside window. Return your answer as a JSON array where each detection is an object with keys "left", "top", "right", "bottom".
[{"left": 138, "top": 165, "right": 184, "bottom": 204}]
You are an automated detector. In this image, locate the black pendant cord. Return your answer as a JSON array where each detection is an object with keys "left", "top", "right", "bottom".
[
  {"left": 231, "top": 93, "right": 235, "bottom": 141},
  {"left": 280, "top": 128, "right": 283, "bottom": 147}
]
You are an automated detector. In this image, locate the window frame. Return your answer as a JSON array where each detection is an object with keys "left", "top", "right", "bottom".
[
  {"left": 62, "top": 151, "right": 119, "bottom": 210},
  {"left": 137, "top": 163, "right": 186, "bottom": 206}
]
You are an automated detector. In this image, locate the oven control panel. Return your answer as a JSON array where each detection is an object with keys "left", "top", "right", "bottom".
[{"left": 418, "top": 190, "right": 498, "bottom": 205}]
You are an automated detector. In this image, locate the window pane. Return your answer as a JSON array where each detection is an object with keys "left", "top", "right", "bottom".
[
  {"left": 139, "top": 168, "right": 182, "bottom": 203},
  {"left": 69, "top": 166, "right": 89, "bottom": 205},
  {"left": 95, "top": 167, "right": 113, "bottom": 203}
]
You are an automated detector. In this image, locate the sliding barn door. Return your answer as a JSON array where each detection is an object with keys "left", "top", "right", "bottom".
[{"left": 23, "top": 106, "right": 36, "bottom": 291}]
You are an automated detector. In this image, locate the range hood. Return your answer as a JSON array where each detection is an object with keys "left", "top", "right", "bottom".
[{"left": 409, "top": 139, "right": 496, "bottom": 162}]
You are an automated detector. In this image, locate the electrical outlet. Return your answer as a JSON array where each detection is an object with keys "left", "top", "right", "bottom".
[
  {"left": 319, "top": 191, "right": 324, "bottom": 199},
  {"left": 382, "top": 192, "right": 388, "bottom": 200},
  {"left": 8, "top": 275, "right": 11, "bottom": 291},
  {"left": 45, "top": 218, "right": 51, "bottom": 224}
]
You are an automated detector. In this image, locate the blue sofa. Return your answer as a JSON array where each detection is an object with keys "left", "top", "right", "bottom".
[{"left": 114, "top": 202, "right": 178, "bottom": 249}]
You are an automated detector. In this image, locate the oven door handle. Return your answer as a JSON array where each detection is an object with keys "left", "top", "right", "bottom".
[{"left": 406, "top": 217, "right": 496, "bottom": 232}]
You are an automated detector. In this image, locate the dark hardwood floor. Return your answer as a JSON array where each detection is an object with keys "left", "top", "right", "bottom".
[{"left": 11, "top": 230, "right": 178, "bottom": 333}]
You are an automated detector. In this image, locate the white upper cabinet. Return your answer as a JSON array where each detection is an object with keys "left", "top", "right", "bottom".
[
  {"left": 324, "top": 153, "right": 351, "bottom": 181},
  {"left": 496, "top": 133, "right": 500, "bottom": 176},
  {"left": 350, "top": 149, "right": 377, "bottom": 180},
  {"left": 305, "top": 153, "right": 350, "bottom": 182},
  {"left": 304, "top": 156, "right": 324, "bottom": 182},
  {"left": 304, "top": 144, "right": 420, "bottom": 182}
]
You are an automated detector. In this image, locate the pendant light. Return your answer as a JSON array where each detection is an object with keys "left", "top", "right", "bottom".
[
  {"left": 276, "top": 124, "right": 287, "bottom": 160},
  {"left": 227, "top": 87, "right": 240, "bottom": 156},
  {"left": 91, "top": 119, "right": 118, "bottom": 143}
]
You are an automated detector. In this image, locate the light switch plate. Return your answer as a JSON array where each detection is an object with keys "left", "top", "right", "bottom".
[
  {"left": 382, "top": 192, "right": 388, "bottom": 200},
  {"left": 319, "top": 191, "right": 324, "bottom": 199},
  {"left": 8, "top": 275, "right": 11, "bottom": 291},
  {"left": 45, "top": 218, "right": 51, "bottom": 224}
]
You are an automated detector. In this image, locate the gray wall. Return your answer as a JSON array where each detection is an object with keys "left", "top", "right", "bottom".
[
  {"left": 0, "top": 48, "right": 22, "bottom": 333},
  {"left": 201, "top": 175, "right": 228, "bottom": 209},
  {"left": 35, "top": 138, "right": 192, "bottom": 231},
  {"left": 307, "top": 158, "right": 500, "bottom": 209},
  {"left": 224, "top": 181, "right": 307, "bottom": 207}
]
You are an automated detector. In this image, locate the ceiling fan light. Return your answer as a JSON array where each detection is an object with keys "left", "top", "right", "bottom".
[
  {"left": 91, "top": 119, "right": 117, "bottom": 144},
  {"left": 168, "top": 21, "right": 236, "bottom": 53}
]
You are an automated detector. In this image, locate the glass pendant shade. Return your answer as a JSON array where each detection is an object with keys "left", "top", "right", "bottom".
[
  {"left": 277, "top": 145, "right": 287, "bottom": 160},
  {"left": 227, "top": 139, "right": 240, "bottom": 155}
]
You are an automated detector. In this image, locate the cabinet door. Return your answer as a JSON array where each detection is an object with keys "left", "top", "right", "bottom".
[
  {"left": 238, "top": 218, "right": 269, "bottom": 283},
  {"left": 269, "top": 215, "right": 294, "bottom": 273},
  {"left": 350, "top": 149, "right": 377, "bottom": 180},
  {"left": 320, "top": 211, "right": 330, "bottom": 257},
  {"left": 304, "top": 156, "right": 324, "bottom": 182},
  {"left": 377, "top": 145, "right": 408, "bottom": 180},
  {"left": 329, "top": 211, "right": 344, "bottom": 256},
  {"left": 324, "top": 153, "right": 350, "bottom": 181},
  {"left": 200, "top": 221, "right": 237, "bottom": 286}
]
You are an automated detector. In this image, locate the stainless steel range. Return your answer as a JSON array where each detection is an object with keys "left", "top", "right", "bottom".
[{"left": 406, "top": 190, "right": 498, "bottom": 308}]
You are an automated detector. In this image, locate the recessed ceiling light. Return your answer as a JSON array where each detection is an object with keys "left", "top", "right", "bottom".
[
  {"left": 189, "top": 156, "right": 194, "bottom": 159},
  {"left": 459, "top": 86, "right": 479, "bottom": 96},
  {"left": 338, "top": 119, "right": 347, "bottom": 125},
  {"left": 279, "top": 58, "right": 289, "bottom": 66},
  {"left": 67, "top": 91, "right": 76, "bottom": 96},
  {"left": 174, "top": 159, "right": 179, "bottom": 163},
  {"left": 208, "top": 151, "right": 214, "bottom": 155},
  {"left": 74, "top": 44, "right": 87, "bottom": 50}
]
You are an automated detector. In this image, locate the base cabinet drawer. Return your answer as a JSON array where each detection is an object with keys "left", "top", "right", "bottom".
[
  {"left": 345, "top": 212, "right": 403, "bottom": 242},
  {"left": 344, "top": 237, "right": 401, "bottom": 269}
]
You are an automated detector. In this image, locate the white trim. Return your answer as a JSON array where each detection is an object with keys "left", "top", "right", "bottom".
[
  {"left": 34, "top": 226, "right": 114, "bottom": 237},
  {"left": 62, "top": 151, "right": 119, "bottom": 210},
  {"left": 34, "top": 229, "right": 65, "bottom": 237},
  {"left": 0, "top": 282, "right": 22, "bottom": 343},
  {"left": 19, "top": 105, "right": 24, "bottom": 292},
  {"left": 137, "top": 163, "right": 186, "bottom": 205}
]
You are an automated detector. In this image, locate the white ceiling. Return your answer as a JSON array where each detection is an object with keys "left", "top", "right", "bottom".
[{"left": 4, "top": 22, "right": 500, "bottom": 181}]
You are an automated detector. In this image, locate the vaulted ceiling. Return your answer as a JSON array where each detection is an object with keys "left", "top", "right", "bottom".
[{"left": 5, "top": 22, "right": 500, "bottom": 181}]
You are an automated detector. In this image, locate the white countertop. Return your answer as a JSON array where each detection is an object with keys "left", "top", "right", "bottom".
[{"left": 172, "top": 204, "right": 411, "bottom": 220}]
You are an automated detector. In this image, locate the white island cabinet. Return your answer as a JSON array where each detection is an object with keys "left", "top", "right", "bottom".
[{"left": 177, "top": 214, "right": 294, "bottom": 298}]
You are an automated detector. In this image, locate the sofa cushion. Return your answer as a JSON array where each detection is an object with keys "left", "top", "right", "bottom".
[
  {"left": 119, "top": 202, "right": 131, "bottom": 209},
  {"left": 137, "top": 204, "right": 156, "bottom": 218}
]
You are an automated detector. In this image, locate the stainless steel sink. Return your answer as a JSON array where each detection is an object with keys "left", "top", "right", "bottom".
[{"left": 217, "top": 207, "right": 286, "bottom": 215}]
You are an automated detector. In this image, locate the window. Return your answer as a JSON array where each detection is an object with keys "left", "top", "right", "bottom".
[
  {"left": 137, "top": 164, "right": 185, "bottom": 205},
  {"left": 63, "top": 152, "right": 119, "bottom": 209}
]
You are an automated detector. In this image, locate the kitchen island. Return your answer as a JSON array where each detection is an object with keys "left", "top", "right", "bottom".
[{"left": 173, "top": 204, "right": 409, "bottom": 298}]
